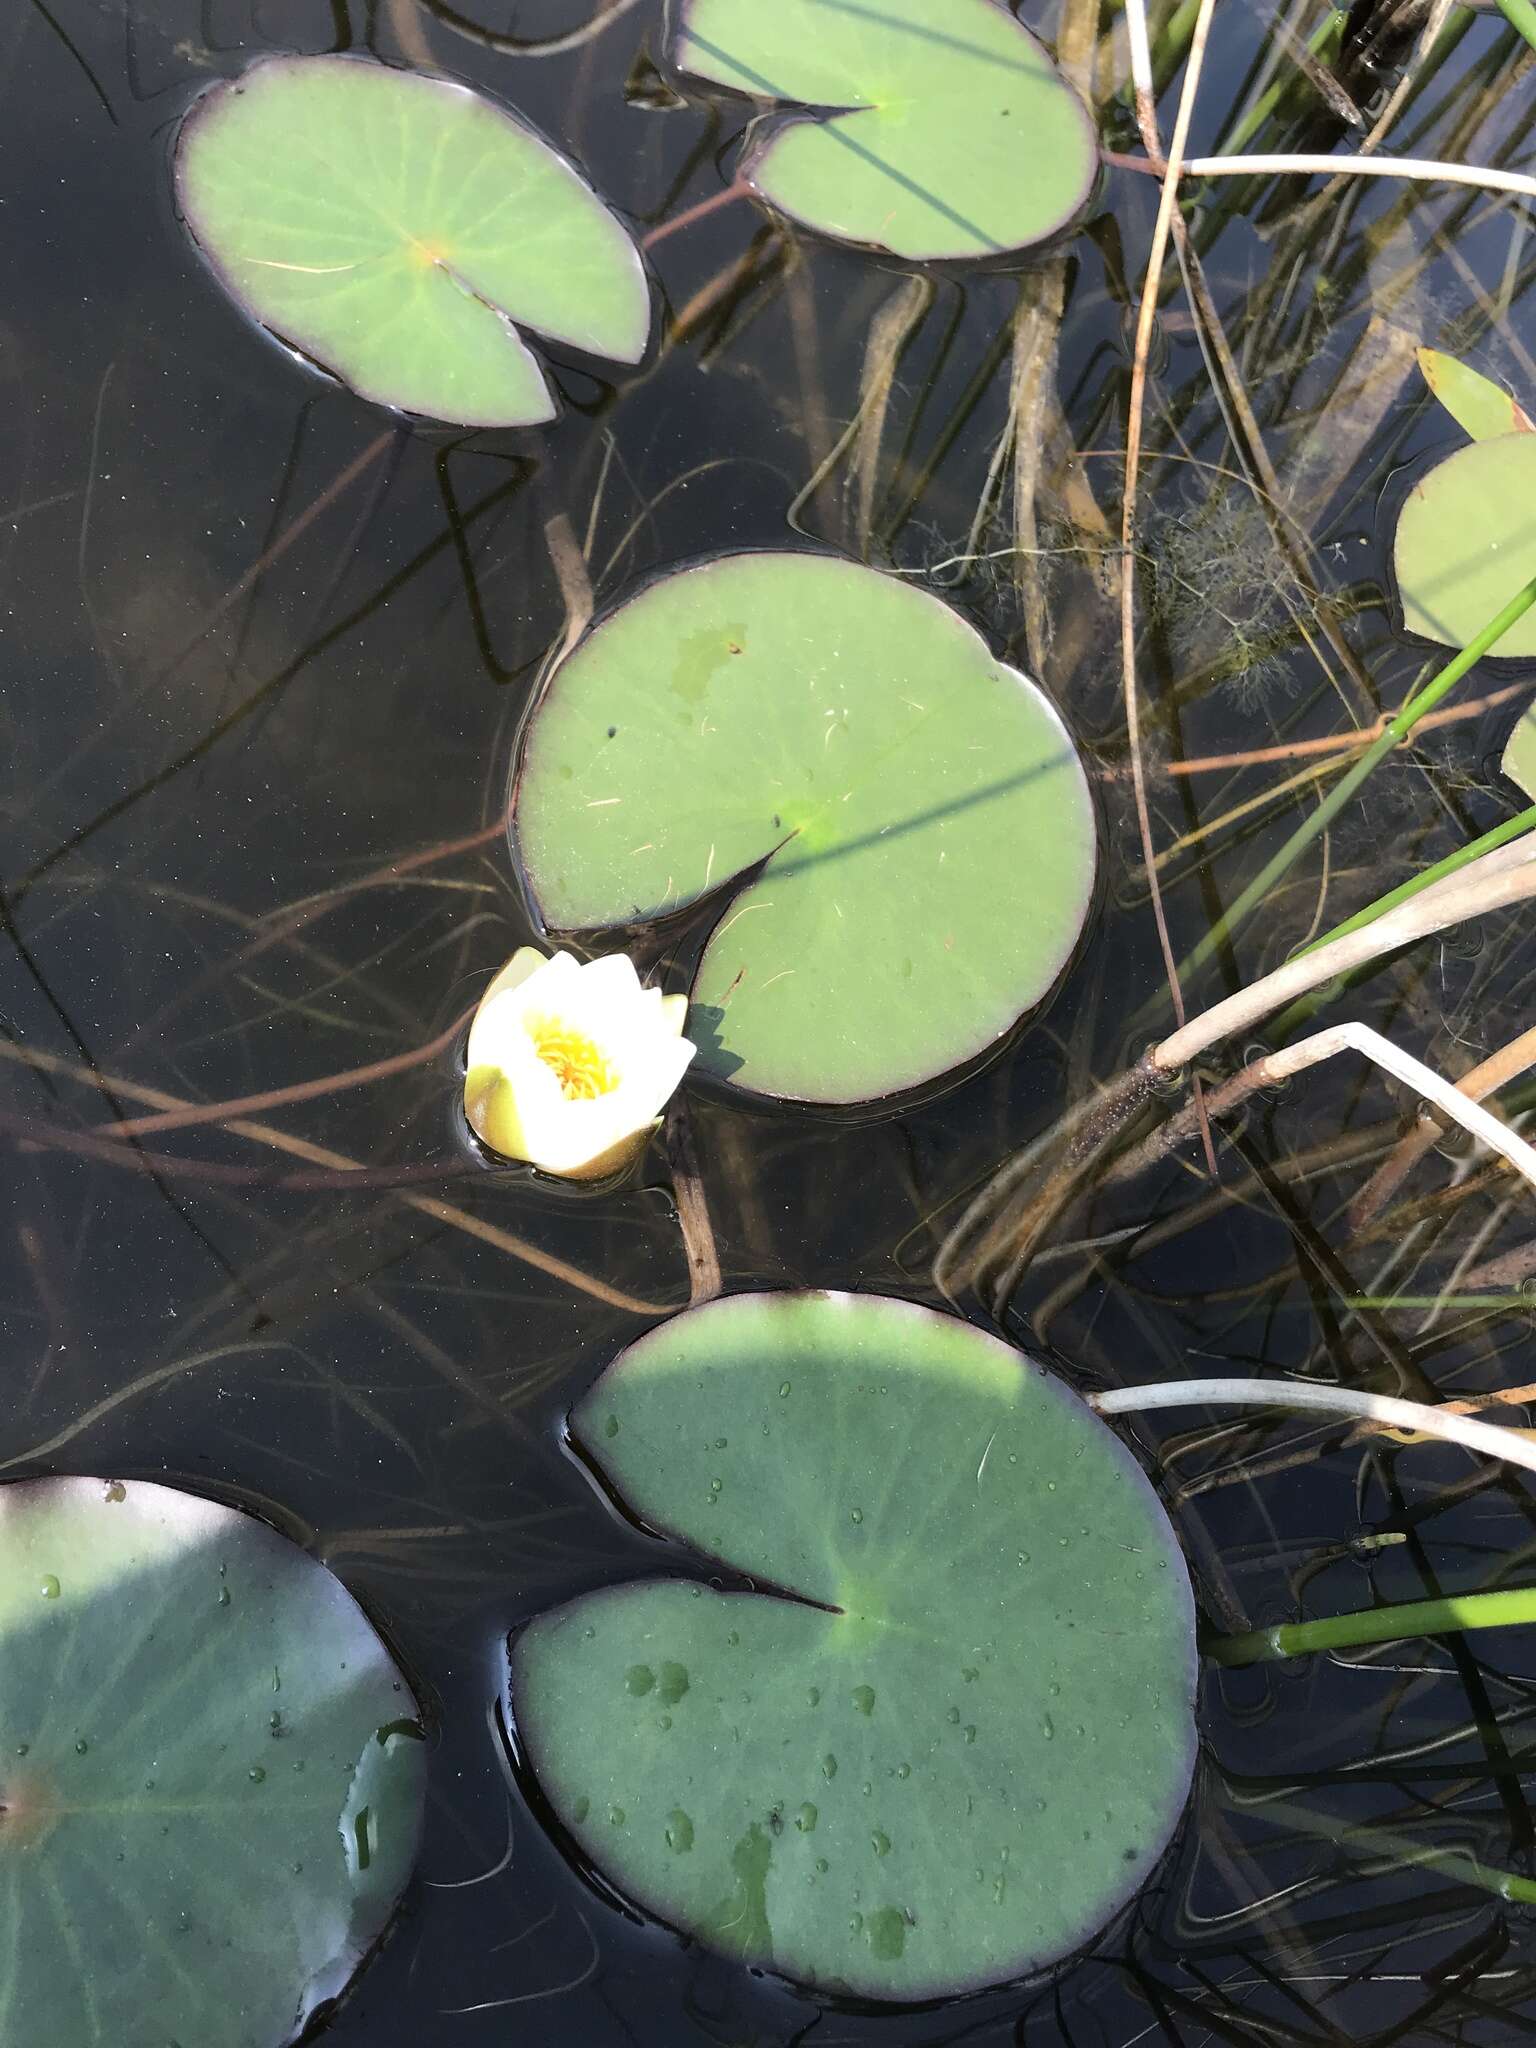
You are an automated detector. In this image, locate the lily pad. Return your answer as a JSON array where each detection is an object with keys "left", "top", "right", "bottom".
[
  {"left": 510, "top": 1291, "right": 1198, "bottom": 2002},
  {"left": 175, "top": 55, "right": 649, "bottom": 426},
  {"left": 512, "top": 552, "right": 1096, "bottom": 1104},
  {"left": 1416, "top": 347, "right": 1533, "bottom": 442},
  {"left": 672, "top": 0, "right": 1098, "bottom": 261},
  {"left": 0, "top": 1476, "right": 427, "bottom": 2047},
  {"left": 1394, "top": 433, "right": 1536, "bottom": 660}
]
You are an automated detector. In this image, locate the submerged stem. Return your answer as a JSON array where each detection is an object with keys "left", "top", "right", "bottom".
[
  {"left": 1177, "top": 569, "right": 1536, "bottom": 981},
  {"left": 1239, "top": 1796, "right": 1536, "bottom": 1905}
]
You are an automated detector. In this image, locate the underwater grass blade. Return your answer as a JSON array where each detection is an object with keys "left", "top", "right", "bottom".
[{"left": 1179, "top": 568, "right": 1536, "bottom": 980}]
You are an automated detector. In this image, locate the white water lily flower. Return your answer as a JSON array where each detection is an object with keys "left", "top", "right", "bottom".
[{"left": 464, "top": 946, "right": 696, "bottom": 1180}]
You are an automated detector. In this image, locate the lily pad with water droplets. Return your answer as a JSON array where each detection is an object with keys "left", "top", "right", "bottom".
[
  {"left": 512, "top": 551, "right": 1096, "bottom": 1105},
  {"left": 175, "top": 55, "right": 649, "bottom": 426},
  {"left": 672, "top": 0, "right": 1098, "bottom": 262},
  {"left": 0, "top": 1476, "right": 427, "bottom": 2047},
  {"left": 1393, "top": 433, "right": 1536, "bottom": 661},
  {"left": 510, "top": 1292, "right": 1198, "bottom": 2002}
]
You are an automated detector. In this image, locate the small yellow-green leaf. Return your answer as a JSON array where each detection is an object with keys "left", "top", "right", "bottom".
[
  {"left": 1502, "top": 703, "right": 1536, "bottom": 798},
  {"left": 1393, "top": 434, "right": 1536, "bottom": 660},
  {"left": 1417, "top": 347, "right": 1533, "bottom": 442}
]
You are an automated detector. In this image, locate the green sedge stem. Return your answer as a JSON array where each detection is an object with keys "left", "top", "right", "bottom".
[
  {"left": 1208, "top": 1583, "right": 1536, "bottom": 1667},
  {"left": 1299, "top": 804, "right": 1536, "bottom": 956},
  {"left": 1268, "top": 808, "right": 1536, "bottom": 1039},
  {"left": 1179, "top": 568, "right": 1536, "bottom": 982},
  {"left": 1496, "top": 0, "right": 1536, "bottom": 57}
]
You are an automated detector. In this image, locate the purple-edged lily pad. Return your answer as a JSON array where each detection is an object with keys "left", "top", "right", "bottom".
[
  {"left": 672, "top": 0, "right": 1097, "bottom": 261},
  {"left": 0, "top": 1477, "right": 426, "bottom": 2046},
  {"left": 512, "top": 551, "right": 1096, "bottom": 1105},
  {"left": 509, "top": 1292, "right": 1198, "bottom": 2001},
  {"left": 175, "top": 55, "right": 649, "bottom": 427}
]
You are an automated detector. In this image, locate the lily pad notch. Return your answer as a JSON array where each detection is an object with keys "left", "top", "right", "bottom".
[
  {"left": 509, "top": 1290, "right": 1198, "bottom": 2002},
  {"left": 512, "top": 551, "right": 1097, "bottom": 1107},
  {"left": 175, "top": 54, "right": 651, "bottom": 426},
  {"left": 670, "top": 0, "right": 1099, "bottom": 261},
  {"left": 0, "top": 1476, "right": 428, "bottom": 2048}
]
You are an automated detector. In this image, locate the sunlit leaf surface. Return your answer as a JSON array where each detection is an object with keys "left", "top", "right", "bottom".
[
  {"left": 512, "top": 1292, "right": 1197, "bottom": 2001},
  {"left": 673, "top": 0, "right": 1097, "bottom": 260},
  {"left": 513, "top": 552, "right": 1096, "bottom": 1104},
  {"left": 176, "top": 54, "right": 649, "bottom": 425}
]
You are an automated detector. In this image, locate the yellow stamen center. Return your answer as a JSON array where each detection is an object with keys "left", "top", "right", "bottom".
[{"left": 531, "top": 1021, "right": 618, "bottom": 1101}]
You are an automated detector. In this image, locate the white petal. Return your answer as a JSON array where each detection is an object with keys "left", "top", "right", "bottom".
[
  {"left": 602, "top": 1032, "right": 697, "bottom": 1131},
  {"left": 467, "top": 952, "right": 583, "bottom": 1070},
  {"left": 477, "top": 944, "right": 549, "bottom": 1010},
  {"left": 462, "top": 945, "right": 694, "bottom": 1178},
  {"left": 572, "top": 952, "right": 644, "bottom": 1003}
]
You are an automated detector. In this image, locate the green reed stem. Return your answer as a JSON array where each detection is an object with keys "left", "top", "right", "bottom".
[
  {"left": 1496, "top": 0, "right": 1536, "bottom": 58},
  {"left": 1179, "top": 569, "right": 1536, "bottom": 982},
  {"left": 1209, "top": 1583, "right": 1536, "bottom": 1666}
]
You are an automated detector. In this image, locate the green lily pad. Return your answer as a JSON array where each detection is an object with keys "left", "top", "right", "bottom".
[
  {"left": 672, "top": 0, "right": 1097, "bottom": 261},
  {"left": 1394, "top": 433, "right": 1536, "bottom": 660},
  {"left": 0, "top": 1476, "right": 427, "bottom": 2047},
  {"left": 1416, "top": 347, "right": 1532, "bottom": 443},
  {"left": 512, "top": 552, "right": 1096, "bottom": 1104},
  {"left": 510, "top": 1291, "right": 1197, "bottom": 2002},
  {"left": 175, "top": 55, "right": 648, "bottom": 426}
]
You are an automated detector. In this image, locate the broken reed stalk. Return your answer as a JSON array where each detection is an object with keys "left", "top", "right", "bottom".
[
  {"left": 1120, "top": 0, "right": 1222, "bottom": 1168},
  {"left": 1091, "top": 1377, "right": 1536, "bottom": 1479},
  {"left": 1348, "top": 1021, "right": 1536, "bottom": 1232},
  {"left": 1180, "top": 151, "right": 1536, "bottom": 204},
  {"left": 935, "top": 839, "right": 1536, "bottom": 1301},
  {"left": 1151, "top": 837, "right": 1536, "bottom": 1073}
]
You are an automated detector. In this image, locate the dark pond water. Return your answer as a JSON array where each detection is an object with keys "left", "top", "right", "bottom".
[{"left": 5, "top": 1, "right": 1536, "bottom": 2041}]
